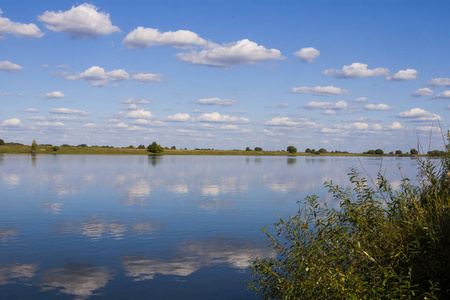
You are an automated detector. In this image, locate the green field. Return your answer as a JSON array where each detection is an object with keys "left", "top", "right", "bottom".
[{"left": 0, "top": 144, "right": 414, "bottom": 157}]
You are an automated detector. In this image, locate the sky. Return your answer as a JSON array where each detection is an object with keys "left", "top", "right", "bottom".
[{"left": 0, "top": 0, "right": 449, "bottom": 152}]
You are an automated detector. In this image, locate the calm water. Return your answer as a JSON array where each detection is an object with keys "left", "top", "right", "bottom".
[{"left": 0, "top": 154, "right": 420, "bottom": 299}]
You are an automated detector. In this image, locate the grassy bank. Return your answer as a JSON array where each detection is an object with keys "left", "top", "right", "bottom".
[{"left": 0, "top": 144, "right": 418, "bottom": 157}]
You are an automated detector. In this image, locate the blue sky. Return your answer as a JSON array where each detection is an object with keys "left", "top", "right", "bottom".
[{"left": 1, "top": 0, "right": 449, "bottom": 152}]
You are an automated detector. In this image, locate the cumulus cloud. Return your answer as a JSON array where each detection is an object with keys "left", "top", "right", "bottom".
[
  {"left": 193, "top": 97, "right": 236, "bottom": 106},
  {"left": 323, "top": 62, "right": 390, "bottom": 79},
  {"left": 364, "top": 103, "right": 392, "bottom": 111},
  {"left": 123, "top": 27, "right": 207, "bottom": 49},
  {"left": 397, "top": 108, "right": 441, "bottom": 122},
  {"left": 386, "top": 68, "right": 418, "bottom": 81},
  {"left": 177, "top": 39, "right": 283, "bottom": 67},
  {"left": 131, "top": 73, "right": 163, "bottom": 84},
  {"left": 336, "top": 122, "right": 370, "bottom": 130},
  {"left": 83, "top": 123, "right": 97, "bottom": 128},
  {"left": 38, "top": 4, "right": 120, "bottom": 39},
  {"left": 293, "top": 47, "right": 320, "bottom": 63},
  {"left": 264, "top": 117, "right": 316, "bottom": 127},
  {"left": 119, "top": 98, "right": 150, "bottom": 104},
  {"left": 195, "top": 112, "right": 249, "bottom": 123},
  {"left": 65, "top": 66, "right": 129, "bottom": 86},
  {"left": 50, "top": 108, "right": 89, "bottom": 116},
  {"left": 412, "top": 88, "right": 433, "bottom": 97},
  {"left": 26, "top": 108, "right": 40, "bottom": 113},
  {"left": 35, "top": 121, "right": 66, "bottom": 127},
  {"left": 434, "top": 91, "right": 450, "bottom": 99},
  {"left": 38, "top": 91, "right": 65, "bottom": 99},
  {"left": 165, "top": 113, "right": 190, "bottom": 122},
  {"left": 2, "top": 118, "right": 22, "bottom": 127},
  {"left": 291, "top": 85, "right": 349, "bottom": 97},
  {"left": 0, "top": 60, "right": 22, "bottom": 73},
  {"left": 427, "top": 78, "right": 450, "bottom": 87},
  {"left": 385, "top": 122, "right": 405, "bottom": 130},
  {"left": 125, "top": 109, "right": 155, "bottom": 119},
  {"left": 0, "top": 10, "right": 44, "bottom": 38},
  {"left": 304, "top": 100, "right": 347, "bottom": 110},
  {"left": 350, "top": 97, "right": 368, "bottom": 103}
]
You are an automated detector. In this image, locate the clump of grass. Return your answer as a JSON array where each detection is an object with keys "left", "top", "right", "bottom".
[{"left": 248, "top": 134, "right": 450, "bottom": 299}]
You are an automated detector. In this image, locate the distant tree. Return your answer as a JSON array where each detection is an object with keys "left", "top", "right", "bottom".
[
  {"left": 77, "top": 144, "right": 88, "bottom": 147},
  {"left": 52, "top": 146, "right": 59, "bottom": 152},
  {"left": 128, "top": 145, "right": 135, "bottom": 149},
  {"left": 30, "top": 140, "right": 38, "bottom": 153},
  {"left": 395, "top": 150, "right": 402, "bottom": 155},
  {"left": 0, "top": 138, "right": 4, "bottom": 145},
  {"left": 254, "top": 147, "right": 263, "bottom": 151},
  {"left": 318, "top": 148, "right": 327, "bottom": 154},
  {"left": 374, "top": 149, "right": 384, "bottom": 155},
  {"left": 246, "top": 147, "right": 252, "bottom": 151},
  {"left": 305, "top": 148, "right": 311, "bottom": 153},
  {"left": 61, "top": 144, "right": 70, "bottom": 147},
  {"left": 147, "top": 142, "right": 164, "bottom": 153},
  {"left": 287, "top": 146, "right": 297, "bottom": 154},
  {"left": 137, "top": 144, "right": 146, "bottom": 149},
  {"left": 428, "top": 150, "right": 445, "bottom": 157},
  {"left": 364, "top": 150, "right": 375, "bottom": 154},
  {"left": 171, "top": 146, "right": 176, "bottom": 150},
  {"left": 410, "top": 148, "right": 418, "bottom": 155}
]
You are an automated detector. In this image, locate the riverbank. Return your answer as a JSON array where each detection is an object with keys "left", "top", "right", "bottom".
[{"left": 0, "top": 144, "right": 419, "bottom": 157}]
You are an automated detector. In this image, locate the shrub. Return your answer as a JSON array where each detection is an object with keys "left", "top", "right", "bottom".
[
  {"left": 286, "top": 146, "right": 297, "bottom": 154},
  {"left": 30, "top": 140, "right": 38, "bottom": 153},
  {"left": 51, "top": 146, "right": 59, "bottom": 152},
  {"left": 305, "top": 148, "right": 311, "bottom": 153},
  {"left": 246, "top": 147, "right": 252, "bottom": 151},
  {"left": 0, "top": 138, "right": 4, "bottom": 145},
  {"left": 317, "top": 148, "right": 327, "bottom": 154},
  {"left": 171, "top": 146, "right": 176, "bottom": 150},
  {"left": 374, "top": 149, "right": 384, "bottom": 155},
  {"left": 254, "top": 147, "right": 263, "bottom": 151},
  {"left": 248, "top": 137, "right": 450, "bottom": 299},
  {"left": 395, "top": 150, "right": 402, "bottom": 155},
  {"left": 137, "top": 144, "right": 146, "bottom": 149},
  {"left": 147, "top": 142, "right": 164, "bottom": 153},
  {"left": 410, "top": 148, "right": 419, "bottom": 155}
]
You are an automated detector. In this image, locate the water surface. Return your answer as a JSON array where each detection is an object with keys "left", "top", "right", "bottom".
[{"left": 0, "top": 154, "right": 420, "bottom": 299}]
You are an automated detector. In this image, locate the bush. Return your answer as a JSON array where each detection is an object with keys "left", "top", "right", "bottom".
[
  {"left": 171, "top": 146, "right": 176, "bottom": 150},
  {"left": 137, "top": 144, "right": 146, "bottom": 149},
  {"left": 248, "top": 137, "right": 450, "bottom": 299},
  {"left": 305, "top": 148, "right": 311, "bottom": 153},
  {"left": 286, "top": 146, "right": 297, "bottom": 154},
  {"left": 410, "top": 148, "right": 419, "bottom": 155},
  {"left": 317, "top": 148, "right": 327, "bottom": 154},
  {"left": 0, "top": 138, "right": 4, "bottom": 145},
  {"left": 246, "top": 147, "right": 252, "bottom": 151},
  {"left": 51, "top": 146, "right": 59, "bottom": 152},
  {"left": 254, "top": 147, "right": 263, "bottom": 151},
  {"left": 147, "top": 142, "right": 164, "bottom": 153},
  {"left": 395, "top": 150, "right": 402, "bottom": 155},
  {"left": 30, "top": 140, "right": 38, "bottom": 153}
]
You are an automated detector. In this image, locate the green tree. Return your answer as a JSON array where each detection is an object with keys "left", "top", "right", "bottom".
[
  {"left": 171, "top": 146, "right": 176, "bottom": 150},
  {"left": 410, "top": 148, "right": 418, "bottom": 155},
  {"left": 254, "top": 147, "right": 263, "bottom": 151},
  {"left": 0, "top": 138, "right": 4, "bottom": 145},
  {"left": 305, "top": 148, "right": 311, "bottom": 153},
  {"left": 30, "top": 140, "right": 38, "bottom": 153},
  {"left": 248, "top": 146, "right": 450, "bottom": 299},
  {"left": 286, "top": 146, "right": 297, "bottom": 154},
  {"left": 317, "top": 148, "right": 327, "bottom": 154},
  {"left": 137, "top": 144, "right": 146, "bottom": 149},
  {"left": 395, "top": 150, "right": 402, "bottom": 155},
  {"left": 245, "top": 147, "right": 252, "bottom": 151},
  {"left": 147, "top": 142, "right": 164, "bottom": 153},
  {"left": 52, "top": 146, "right": 59, "bottom": 152},
  {"left": 374, "top": 149, "right": 384, "bottom": 155}
]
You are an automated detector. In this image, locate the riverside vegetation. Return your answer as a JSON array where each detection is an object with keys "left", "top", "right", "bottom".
[{"left": 247, "top": 137, "right": 450, "bottom": 299}]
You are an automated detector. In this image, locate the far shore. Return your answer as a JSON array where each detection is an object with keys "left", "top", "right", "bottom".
[{"left": 0, "top": 144, "right": 419, "bottom": 157}]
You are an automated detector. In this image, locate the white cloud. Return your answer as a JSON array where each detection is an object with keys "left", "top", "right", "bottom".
[
  {"left": 50, "top": 108, "right": 89, "bottom": 116},
  {"left": 193, "top": 98, "right": 236, "bottom": 106},
  {"left": 427, "top": 78, "right": 450, "bottom": 87},
  {"left": 219, "top": 125, "right": 239, "bottom": 130},
  {"left": 27, "top": 116, "right": 45, "bottom": 121},
  {"left": 49, "top": 116, "right": 87, "bottom": 122},
  {"left": 416, "top": 125, "right": 442, "bottom": 132},
  {"left": 412, "top": 88, "right": 433, "bottom": 97},
  {"left": 38, "top": 91, "right": 65, "bottom": 99},
  {"left": 35, "top": 121, "right": 66, "bottom": 127},
  {"left": 195, "top": 112, "right": 249, "bottom": 123},
  {"left": 293, "top": 47, "right": 320, "bottom": 63},
  {"left": 122, "top": 27, "right": 207, "bottom": 49},
  {"left": 320, "top": 127, "right": 342, "bottom": 134},
  {"left": 131, "top": 73, "right": 163, "bottom": 84},
  {"left": 119, "top": 98, "right": 150, "bottom": 104},
  {"left": 385, "top": 122, "right": 405, "bottom": 130},
  {"left": 125, "top": 109, "right": 155, "bottom": 119},
  {"left": 38, "top": 4, "right": 120, "bottom": 39},
  {"left": 0, "top": 60, "right": 22, "bottom": 73},
  {"left": 26, "top": 108, "right": 40, "bottom": 113},
  {"left": 0, "top": 10, "right": 44, "bottom": 38},
  {"left": 350, "top": 97, "right": 368, "bottom": 103},
  {"left": 165, "top": 113, "right": 190, "bottom": 122},
  {"left": 65, "top": 66, "right": 129, "bottom": 86},
  {"left": 337, "top": 122, "right": 370, "bottom": 130},
  {"left": 434, "top": 90, "right": 450, "bottom": 99},
  {"left": 397, "top": 108, "right": 441, "bottom": 122},
  {"left": 83, "top": 123, "right": 97, "bottom": 128},
  {"left": 364, "top": 103, "right": 392, "bottom": 111},
  {"left": 323, "top": 62, "right": 390, "bottom": 79},
  {"left": 265, "top": 117, "right": 298, "bottom": 126},
  {"left": 386, "top": 68, "right": 418, "bottom": 81},
  {"left": 177, "top": 39, "right": 283, "bottom": 67},
  {"left": 291, "top": 85, "right": 349, "bottom": 97},
  {"left": 2, "top": 118, "right": 22, "bottom": 127},
  {"left": 304, "top": 100, "right": 347, "bottom": 110}
]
